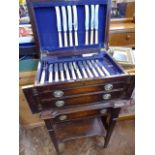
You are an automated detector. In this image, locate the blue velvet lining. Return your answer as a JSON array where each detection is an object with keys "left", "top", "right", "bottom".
[{"left": 32, "top": 0, "right": 108, "bottom": 53}]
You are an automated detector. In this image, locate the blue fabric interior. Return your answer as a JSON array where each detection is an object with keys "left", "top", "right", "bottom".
[
  {"left": 32, "top": 0, "right": 108, "bottom": 52},
  {"left": 31, "top": 0, "right": 124, "bottom": 82}
]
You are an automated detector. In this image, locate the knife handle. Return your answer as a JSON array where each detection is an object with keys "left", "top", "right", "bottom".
[
  {"left": 69, "top": 32, "right": 73, "bottom": 46},
  {"left": 58, "top": 32, "right": 63, "bottom": 47},
  {"left": 64, "top": 32, "right": 68, "bottom": 47},
  {"left": 74, "top": 31, "right": 78, "bottom": 46},
  {"left": 95, "top": 30, "right": 98, "bottom": 44},
  {"left": 90, "top": 30, "right": 94, "bottom": 45}
]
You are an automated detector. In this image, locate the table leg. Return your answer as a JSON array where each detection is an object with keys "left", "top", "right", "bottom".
[
  {"left": 104, "top": 108, "right": 121, "bottom": 148},
  {"left": 49, "top": 131, "right": 61, "bottom": 155}
]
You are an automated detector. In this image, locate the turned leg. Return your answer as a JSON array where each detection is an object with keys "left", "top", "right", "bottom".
[{"left": 104, "top": 108, "right": 121, "bottom": 148}]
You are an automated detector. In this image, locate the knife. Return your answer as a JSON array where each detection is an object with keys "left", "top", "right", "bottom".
[
  {"left": 90, "top": 5, "right": 95, "bottom": 44},
  {"left": 87, "top": 60, "right": 99, "bottom": 77},
  {"left": 67, "top": 6, "right": 73, "bottom": 46},
  {"left": 59, "top": 63, "right": 65, "bottom": 81},
  {"left": 64, "top": 63, "right": 70, "bottom": 81},
  {"left": 95, "top": 60, "right": 111, "bottom": 76},
  {"left": 48, "top": 64, "right": 53, "bottom": 82},
  {"left": 94, "top": 5, "right": 99, "bottom": 44},
  {"left": 55, "top": 7, "right": 63, "bottom": 47},
  {"left": 85, "top": 5, "right": 89, "bottom": 45},
  {"left": 72, "top": 62, "right": 82, "bottom": 79},
  {"left": 72, "top": 5, "right": 78, "bottom": 46},
  {"left": 69, "top": 62, "right": 76, "bottom": 80},
  {"left": 54, "top": 63, "right": 59, "bottom": 82},
  {"left": 82, "top": 61, "right": 94, "bottom": 78},
  {"left": 78, "top": 61, "right": 88, "bottom": 78},
  {"left": 91, "top": 60, "right": 105, "bottom": 77},
  {"left": 61, "top": 6, "right": 68, "bottom": 47},
  {"left": 40, "top": 64, "right": 46, "bottom": 84}
]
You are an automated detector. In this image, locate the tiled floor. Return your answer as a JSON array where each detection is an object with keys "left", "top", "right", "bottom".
[{"left": 20, "top": 120, "right": 134, "bottom": 155}]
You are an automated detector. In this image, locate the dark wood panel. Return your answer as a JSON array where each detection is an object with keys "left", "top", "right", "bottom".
[
  {"left": 35, "top": 82, "right": 126, "bottom": 99},
  {"left": 43, "top": 106, "right": 110, "bottom": 124},
  {"left": 28, "top": 90, "right": 126, "bottom": 113},
  {"left": 40, "top": 90, "right": 124, "bottom": 107},
  {"left": 22, "top": 75, "right": 134, "bottom": 113},
  {"left": 32, "top": 75, "right": 129, "bottom": 93}
]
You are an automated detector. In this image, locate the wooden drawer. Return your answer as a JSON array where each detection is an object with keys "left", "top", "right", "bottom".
[
  {"left": 43, "top": 100, "right": 126, "bottom": 130},
  {"left": 109, "top": 31, "right": 135, "bottom": 47},
  {"left": 23, "top": 75, "right": 135, "bottom": 113},
  {"left": 39, "top": 90, "right": 124, "bottom": 111},
  {"left": 36, "top": 82, "right": 126, "bottom": 100},
  {"left": 25, "top": 76, "right": 129, "bottom": 95},
  {"left": 44, "top": 107, "right": 109, "bottom": 124}
]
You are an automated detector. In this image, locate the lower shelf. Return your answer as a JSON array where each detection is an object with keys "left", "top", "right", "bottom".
[{"left": 50, "top": 117, "right": 106, "bottom": 142}]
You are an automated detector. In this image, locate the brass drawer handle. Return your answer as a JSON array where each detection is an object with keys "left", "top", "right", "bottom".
[
  {"left": 104, "top": 84, "right": 113, "bottom": 91},
  {"left": 53, "top": 90, "right": 64, "bottom": 98},
  {"left": 100, "top": 109, "right": 107, "bottom": 115},
  {"left": 103, "top": 94, "right": 111, "bottom": 100},
  {"left": 59, "top": 115, "right": 67, "bottom": 121},
  {"left": 55, "top": 100, "right": 65, "bottom": 107}
]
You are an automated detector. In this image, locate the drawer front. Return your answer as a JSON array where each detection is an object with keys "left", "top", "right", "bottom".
[
  {"left": 47, "top": 108, "right": 109, "bottom": 124},
  {"left": 31, "top": 76, "right": 129, "bottom": 95},
  {"left": 40, "top": 90, "right": 124, "bottom": 110},
  {"left": 109, "top": 31, "right": 135, "bottom": 47},
  {"left": 38, "top": 82, "right": 125, "bottom": 100},
  {"left": 23, "top": 75, "right": 134, "bottom": 113}
]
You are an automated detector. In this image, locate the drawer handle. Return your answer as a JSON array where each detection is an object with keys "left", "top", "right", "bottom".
[
  {"left": 55, "top": 100, "right": 65, "bottom": 107},
  {"left": 59, "top": 115, "right": 67, "bottom": 121},
  {"left": 53, "top": 90, "right": 64, "bottom": 98},
  {"left": 100, "top": 109, "right": 107, "bottom": 115},
  {"left": 104, "top": 84, "right": 113, "bottom": 91},
  {"left": 103, "top": 94, "right": 111, "bottom": 100}
]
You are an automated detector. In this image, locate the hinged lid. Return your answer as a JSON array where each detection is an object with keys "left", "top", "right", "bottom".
[{"left": 27, "top": 0, "right": 111, "bottom": 56}]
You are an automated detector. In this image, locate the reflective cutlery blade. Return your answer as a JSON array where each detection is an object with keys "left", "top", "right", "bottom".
[
  {"left": 82, "top": 61, "right": 94, "bottom": 78},
  {"left": 72, "top": 62, "right": 82, "bottom": 79},
  {"left": 69, "top": 62, "right": 76, "bottom": 80},
  {"left": 59, "top": 63, "right": 65, "bottom": 81},
  {"left": 54, "top": 63, "right": 59, "bottom": 82},
  {"left": 78, "top": 61, "right": 88, "bottom": 78},
  {"left": 91, "top": 60, "right": 105, "bottom": 77},
  {"left": 87, "top": 60, "right": 99, "bottom": 77},
  {"left": 95, "top": 60, "right": 110, "bottom": 76},
  {"left": 48, "top": 64, "right": 53, "bottom": 82},
  {"left": 40, "top": 68, "right": 45, "bottom": 84},
  {"left": 64, "top": 63, "right": 71, "bottom": 80}
]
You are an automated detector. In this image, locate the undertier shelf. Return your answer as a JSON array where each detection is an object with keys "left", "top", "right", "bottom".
[{"left": 50, "top": 117, "right": 106, "bottom": 142}]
